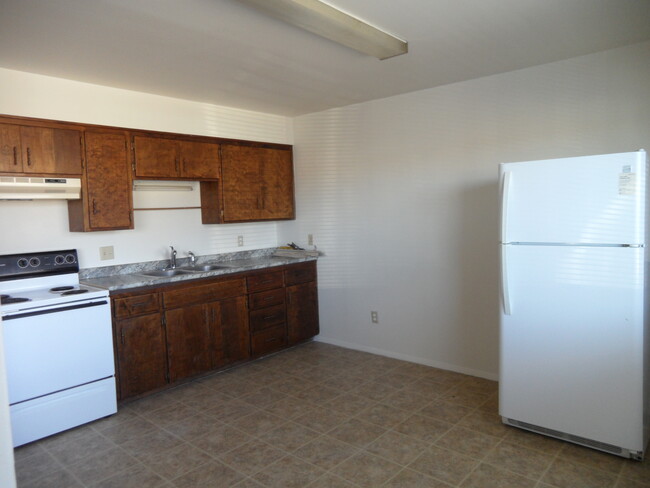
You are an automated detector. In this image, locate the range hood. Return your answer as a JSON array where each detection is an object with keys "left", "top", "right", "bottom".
[{"left": 0, "top": 176, "right": 81, "bottom": 200}]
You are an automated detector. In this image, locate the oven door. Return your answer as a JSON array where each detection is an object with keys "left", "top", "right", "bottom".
[{"left": 2, "top": 298, "right": 115, "bottom": 405}]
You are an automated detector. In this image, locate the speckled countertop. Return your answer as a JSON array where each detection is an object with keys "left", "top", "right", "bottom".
[{"left": 80, "top": 248, "right": 317, "bottom": 292}]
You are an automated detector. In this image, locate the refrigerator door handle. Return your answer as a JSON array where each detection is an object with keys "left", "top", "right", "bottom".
[
  {"left": 501, "top": 246, "right": 511, "bottom": 315},
  {"left": 500, "top": 171, "right": 512, "bottom": 243}
]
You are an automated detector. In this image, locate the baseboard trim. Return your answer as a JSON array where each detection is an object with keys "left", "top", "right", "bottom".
[{"left": 313, "top": 335, "right": 498, "bottom": 381}]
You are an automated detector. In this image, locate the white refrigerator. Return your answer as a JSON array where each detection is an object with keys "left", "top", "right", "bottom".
[{"left": 499, "top": 150, "right": 649, "bottom": 460}]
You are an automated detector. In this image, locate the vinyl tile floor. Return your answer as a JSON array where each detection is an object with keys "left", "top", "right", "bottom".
[{"left": 13, "top": 342, "right": 650, "bottom": 488}]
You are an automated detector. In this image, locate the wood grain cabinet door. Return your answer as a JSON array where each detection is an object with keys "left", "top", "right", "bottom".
[
  {"left": 116, "top": 313, "right": 168, "bottom": 400},
  {"left": 221, "top": 145, "right": 263, "bottom": 221},
  {"left": 20, "top": 126, "right": 82, "bottom": 175},
  {"left": 133, "top": 135, "right": 180, "bottom": 178},
  {"left": 214, "top": 296, "right": 250, "bottom": 367},
  {"left": 165, "top": 304, "right": 213, "bottom": 382},
  {"left": 179, "top": 141, "right": 220, "bottom": 179},
  {"left": 0, "top": 123, "right": 22, "bottom": 172},
  {"left": 260, "top": 148, "right": 295, "bottom": 219},
  {"left": 286, "top": 281, "right": 319, "bottom": 345},
  {"left": 84, "top": 131, "right": 133, "bottom": 230}
]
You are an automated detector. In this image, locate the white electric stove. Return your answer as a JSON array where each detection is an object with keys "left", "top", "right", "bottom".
[{"left": 0, "top": 249, "right": 117, "bottom": 446}]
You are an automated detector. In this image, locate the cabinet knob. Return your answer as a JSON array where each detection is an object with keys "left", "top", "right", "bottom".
[{"left": 92, "top": 199, "right": 98, "bottom": 214}]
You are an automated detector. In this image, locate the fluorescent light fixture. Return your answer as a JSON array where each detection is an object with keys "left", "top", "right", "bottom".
[
  {"left": 237, "top": 0, "right": 407, "bottom": 60},
  {"left": 132, "top": 181, "right": 194, "bottom": 192}
]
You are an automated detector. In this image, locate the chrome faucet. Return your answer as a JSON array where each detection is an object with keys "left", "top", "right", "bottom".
[
  {"left": 169, "top": 246, "right": 177, "bottom": 269},
  {"left": 188, "top": 251, "right": 196, "bottom": 266}
]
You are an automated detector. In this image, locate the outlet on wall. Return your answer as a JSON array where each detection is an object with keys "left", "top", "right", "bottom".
[
  {"left": 371, "top": 311, "right": 379, "bottom": 324},
  {"left": 237, "top": 235, "right": 244, "bottom": 247},
  {"left": 99, "top": 246, "right": 114, "bottom": 261},
  {"left": 308, "top": 234, "right": 314, "bottom": 246}
]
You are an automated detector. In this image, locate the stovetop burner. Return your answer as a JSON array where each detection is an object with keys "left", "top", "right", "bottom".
[
  {"left": 61, "top": 289, "right": 89, "bottom": 296},
  {"left": 50, "top": 286, "right": 75, "bottom": 292},
  {"left": 0, "top": 296, "right": 31, "bottom": 305}
]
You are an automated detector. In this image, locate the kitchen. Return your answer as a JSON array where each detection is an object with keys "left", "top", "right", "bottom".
[{"left": 1, "top": 1, "right": 650, "bottom": 486}]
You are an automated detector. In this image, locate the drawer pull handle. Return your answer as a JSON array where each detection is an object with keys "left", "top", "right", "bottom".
[
  {"left": 264, "top": 337, "right": 279, "bottom": 343},
  {"left": 131, "top": 301, "right": 150, "bottom": 308},
  {"left": 263, "top": 296, "right": 276, "bottom": 301},
  {"left": 263, "top": 314, "right": 280, "bottom": 320},
  {"left": 26, "top": 147, "right": 32, "bottom": 166},
  {"left": 260, "top": 279, "right": 274, "bottom": 284}
]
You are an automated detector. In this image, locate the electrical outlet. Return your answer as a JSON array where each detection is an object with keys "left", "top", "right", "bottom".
[
  {"left": 99, "top": 246, "right": 114, "bottom": 261},
  {"left": 371, "top": 311, "right": 379, "bottom": 324},
  {"left": 308, "top": 234, "right": 314, "bottom": 246},
  {"left": 237, "top": 235, "right": 244, "bottom": 247}
]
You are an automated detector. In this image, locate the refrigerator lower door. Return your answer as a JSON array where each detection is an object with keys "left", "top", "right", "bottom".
[{"left": 500, "top": 244, "right": 645, "bottom": 455}]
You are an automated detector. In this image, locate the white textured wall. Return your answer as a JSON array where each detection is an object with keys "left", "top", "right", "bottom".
[
  {"left": 0, "top": 68, "right": 293, "bottom": 267},
  {"left": 280, "top": 41, "right": 650, "bottom": 379}
]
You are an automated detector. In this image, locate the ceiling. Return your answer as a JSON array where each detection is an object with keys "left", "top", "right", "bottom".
[{"left": 1, "top": 0, "right": 650, "bottom": 116}]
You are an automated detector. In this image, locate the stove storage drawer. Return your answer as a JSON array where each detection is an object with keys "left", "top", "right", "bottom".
[{"left": 113, "top": 293, "right": 160, "bottom": 319}]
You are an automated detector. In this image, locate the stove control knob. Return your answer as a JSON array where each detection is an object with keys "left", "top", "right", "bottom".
[
  {"left": 29, "top": 257, "right": 41, "bottom": 267},
  {"left": 17, "top": 258, "right": 29, "bottom": 268},
  {"left": 65, "top": 254, "right": 76, "bottom": 264},
  {"left": 54, "top": 255, "right": 65, "bottom": 265}
]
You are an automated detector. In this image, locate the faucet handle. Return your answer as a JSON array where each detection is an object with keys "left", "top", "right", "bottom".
[
  {"left": 188, "top": 251, "right": 196, "bottom": 265},
  {"left": 170, "top": 245, "right": 176, "bottom": 255}
]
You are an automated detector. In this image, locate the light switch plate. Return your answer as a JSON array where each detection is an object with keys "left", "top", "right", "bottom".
[
  {"left": 237, "top": 235, "right": 244, "bottom": 247},
  {"left": 99, "top": 246, "right": 114, "bottom": 261}
]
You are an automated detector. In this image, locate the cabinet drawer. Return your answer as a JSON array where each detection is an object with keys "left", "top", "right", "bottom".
[
  {"left": 113, "top": 293, "right": 160, "bottom": 319},
  {"left": 284, "top": 262, "right": 316, "bottom": 286},
  {"left": 164, "top": 278, "right": 246, "bottom": 309},
  {"left": 247, "top": 271, "right": 283, "bottom": 292},
  {"left": 251, "top": 324, "right": 287, "bottom": 357},
  {"left": 249, "top": 288, "right": 285, "bottom": 310},
  {"left": 250, "top": 304, "right": 286, "bottom": 333}
]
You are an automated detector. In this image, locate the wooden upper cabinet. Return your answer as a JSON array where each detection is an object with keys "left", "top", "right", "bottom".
[
  {"left": 179, "top": 141, "right": 221, "bottom": 179},
  {"left": 0, "top": 124, "right": 22, "bottom": 172},
  {"left": 0, "top": 124, "right": 82, "bottom": 175},
  {"left": 133, "top": 135, "right": 220, "bottom": 179},
  {"left": 214, "top": 144, "right": 295, "bottom": 223},
  {"left": 68, "top": 131, "right": 133, "bottom": 232}
]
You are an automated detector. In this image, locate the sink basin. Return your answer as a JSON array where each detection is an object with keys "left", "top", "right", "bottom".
[
  {"left": 139, "top": 269, "right": 193, "bottom": 277},
  {"left": 177, "top": 264, "right": 231, "bottom": 272}
]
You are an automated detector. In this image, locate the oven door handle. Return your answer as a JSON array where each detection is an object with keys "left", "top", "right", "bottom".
[{"left": 2, "top": 300, "right": 109, "bottom": 321}]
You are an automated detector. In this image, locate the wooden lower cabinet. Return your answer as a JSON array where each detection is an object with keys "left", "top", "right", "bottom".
[
  {"left": 111, "top": 262, "right": 317, "bottom": 401},
  {"left": 287, "top": 281, "right": 319, "bottom": 345},
  {"left": 115, "top": 312, "right": 168, "bottom": 399},
  {"left": 165, "top": 296, "right": 250, "bottom": 382},
  {"left": 165, "top": 303, "right": 214, "bottom": 382}
]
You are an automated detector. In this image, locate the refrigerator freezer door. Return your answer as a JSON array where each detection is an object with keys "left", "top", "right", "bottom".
[
  {"left": 499, "top": 244, "right": 645, "bottom": 452},
  {"left": 500, "top": 151, "right": 646, "bottom": 245}
]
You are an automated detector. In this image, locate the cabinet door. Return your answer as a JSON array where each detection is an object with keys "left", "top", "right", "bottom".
[
  {"left": 260, "top": 148, "right": 294, "bottom": 219},
  {"left": 286, "top": 281, "right": 319, "bottom": 345},
  {"left": 0, "top": 124, "right": 22, "bottom": 172},
  {"left": 213, "top": 296, "right": 250, "bottom": 367},
  {"left": 116, "top": 313, "right": 168, "bottom": 400},
  {"left": 20, "top": 126, "right": 82, "bottom": 175},
  {"left": 180, "top": 141, "right": 220, "bottom": 179},
  {"left": 221, "top": 145, "right": 263, "bottom": 221},
  {"left": 133, "top": 136, "right": 179, "bottom": 178},
  {"left": 84, "top": 131, "right": 133, "bottom": 230},
  {"left": 165, "top": 303, "right": 213, "bottom": 382}
]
